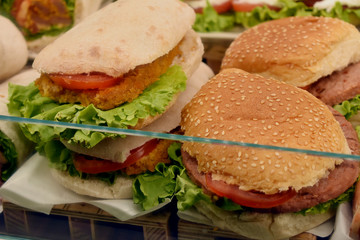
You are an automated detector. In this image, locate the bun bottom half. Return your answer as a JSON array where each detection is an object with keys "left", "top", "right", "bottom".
[
  {"left": 194, "top": 200, "right": 334, "bottom": 240},
  {"left": 50, "top": 168, "right": 133, "bottom": 199}
]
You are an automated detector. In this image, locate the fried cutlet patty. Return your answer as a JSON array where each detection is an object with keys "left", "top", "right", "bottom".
[
  {"left": 35, "top": 44, "right": 182, "bottom": 110},
  {"left": 124, "top": 139, "right": 173, "bottom": 176}
]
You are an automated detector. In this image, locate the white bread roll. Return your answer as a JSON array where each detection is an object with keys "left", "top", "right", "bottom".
[
  {"left": 0, "top": 16, "right": 28, "bottom": 82},
  {"left": 33, "top": 0, "right": 196, "bottom": 77}
]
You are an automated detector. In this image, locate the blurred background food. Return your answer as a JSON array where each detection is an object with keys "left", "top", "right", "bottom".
[
  {"left": 184, "top": 0, "right": 360, "bottom": 33},
  {"left": 0, "top": 0, "right": 112, "bottom": 56}
]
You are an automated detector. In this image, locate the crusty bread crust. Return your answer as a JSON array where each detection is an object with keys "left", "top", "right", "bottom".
[
  {"left": 221, "top": 16, "right": 360, "bottom": 87},
  {"left": 181, "top": 68, "right": 351, "bottom": 194},
  {"left": 50, "top": 168, "right": 133, "bottom": 199},
  {"left": 195, "top": 200, "right": 334, "bottom": 240},
  {"left": 33, "top": 0, "right": 195, "bottom": 77}
]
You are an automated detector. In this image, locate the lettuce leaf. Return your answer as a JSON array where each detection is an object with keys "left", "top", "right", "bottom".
[
  {"left": 0, "top": 130, "right": 18, "bottom": 181},
  {"left": 193, "top": 0, "right": 360, "bottom": 32},
  {"left": 333, "top": 95, "right": 360, "bottom": 120},
  {"left": 8, "top": 65, "right": 187, "bottom": 148},
  {"left": 133, "top": 142, "right": 185, "bottom": 210},
  {"left": 333, "top": 94, "right": 360, "bottom": 152},
  {"left": 193, "top": 1, "right": 235, "bottom": 32}
]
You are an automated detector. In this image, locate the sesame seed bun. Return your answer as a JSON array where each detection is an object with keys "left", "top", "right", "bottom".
[
  {"left": 221, "top": 16, "right": 360, "bottom": 87},
  {"left": 180, "top": 68, "right": 351, "bottom": 194}
]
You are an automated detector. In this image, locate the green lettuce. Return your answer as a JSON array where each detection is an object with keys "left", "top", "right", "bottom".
[
  {"left": 0, "top": 0, "right": 76, "bottom": 40},
  {"left": 193, "top": 1, "right": 235, "bottom": 32},
  {"left": 333, "top": 95, "right": 360, "bottom": 120},
  {"left": 0, "top": 131, "right": 18, "bottom": 182},
  {"left": 193, "top": 0, "right": 360, "bottom": 32},
  {"left": 333, "top": 94, "right": 360, "bottom": 140},
  {"left": 133, "top": 142, "right": 185, "bottom": 210},
  {"left": 8, "top": 65, "right": 187, "bottom": 148}
]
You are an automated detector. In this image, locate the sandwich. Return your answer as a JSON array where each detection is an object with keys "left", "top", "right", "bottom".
[
  {"left": 0, "top": 70, "right": 38, "bottom": 184},
  {"left": 0, "top": 15, "right": 28, "bottom": 82},
  {"left": 0, "top": 0, "right": 108, "bottom": 55},
  {"left": 221, "top": 16, "right": 360, "bottom": 138},
  {"left": 7, "top": 0, "right": 206, "bottom": 203},
  {"left": 190, "top": 0, "right": 360, "bottom": 32},
  {"left": 175, "top": 68, "right": 359, "bottom": 240}
]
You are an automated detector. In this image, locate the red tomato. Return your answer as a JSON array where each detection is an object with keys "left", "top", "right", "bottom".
[
  {"left": 73, "top": 139, "right": 159, "bottom": 174},
  {"left": 49, "top": 73, "right": 122, "bottom": 90},
  {"left": 232, "top": 0, "right": 280, "bottom": 12},
  {"left": 205, "top": 173, "right": 296, "bottom": 208},
  {"left": 192, "top": 0, "right": 233, "bottom": 14}
]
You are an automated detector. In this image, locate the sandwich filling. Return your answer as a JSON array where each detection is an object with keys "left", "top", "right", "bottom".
[
  {"left": 306, "top": 61, "right": 360, "bottom": 106},
  {"left": 35, "top": 44, "right": 182, "bottom": 110}
]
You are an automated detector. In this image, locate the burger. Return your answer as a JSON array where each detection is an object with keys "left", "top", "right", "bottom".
[
  {"left": 176, "top": 68, "right": 359, "bottom": 239},
  {"left": 8, "top": 0, "right": 208, "bottom": 205},
  {"left": 221, "top": 16, "right": 360, "bottom": 126},
  {"left": 188, "top": 0, "right": 360, "bottom": 32},
  {"left": 0, "top": 0, "right": 108, "bottom": 55}
]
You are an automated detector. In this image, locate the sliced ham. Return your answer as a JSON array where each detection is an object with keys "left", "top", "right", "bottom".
[{"left": 307, "top": 62, "right": 360, "bottom": 106}]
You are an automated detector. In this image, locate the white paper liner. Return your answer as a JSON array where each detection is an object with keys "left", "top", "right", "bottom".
[
  {"left": 0, "top": 153, "right": 169, "bottom": 221},
  {"left": 331, "top": 202, "right": 354, "bottom": 240}
]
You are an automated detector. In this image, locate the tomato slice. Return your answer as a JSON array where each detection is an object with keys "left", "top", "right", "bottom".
[
  {"left": 205, "top": 173, "right": 296, "bottom": 208},
  {"left": 191, "top": 0, "right": 232, "bottom": 14},
  {"left": 232, "top": 0, "right": 280, "bottom": 12},
  {"left": 49, "top": 73, "right": 122, "bottom": 90},
  {"left": 73, "top": 139, "right": 159, "bottom": 174}
]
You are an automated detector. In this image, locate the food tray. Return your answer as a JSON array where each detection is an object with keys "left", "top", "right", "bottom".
[{"left": 1, "top": 201, "right": 175, "bottom": 240}]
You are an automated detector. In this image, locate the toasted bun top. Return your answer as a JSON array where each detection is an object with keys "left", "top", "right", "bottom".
[
  {"left": 180, "top": 68, "right": 351, "bottom": 194},
  {"left": 33, "top": 0, "right": 195, "bottom": 77},
  {"left": 221, "top": 16, "right": 360, "bottom": 87}
]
